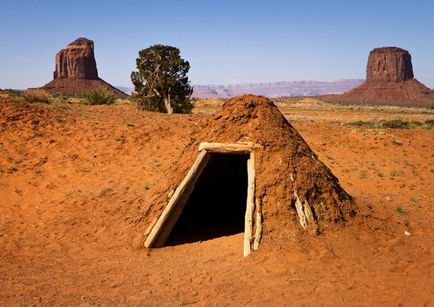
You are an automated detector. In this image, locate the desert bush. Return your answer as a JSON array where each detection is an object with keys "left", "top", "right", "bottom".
[
  {"left": 395, "top": 207, "right": 406, "bottom": 215},
  {"left": 425, "top": 119, "right": 434, "bottom": 127},
  {"left": 22, "top": 89, "right": 50, "bottom": 103},
  {"left": 382, "top": 119, "right": 409, "bottom": 129},
  {"left": 347, "top": 119, "right": 434, "bottom": 130},
  {"left": 50, "top": 93, "right": 72, "bottom": 104},
  {"left": 1, "top": 89, "right": 23, "bottom": 97},
  {"left": 83, "top": 89, "right": 116, "bottom": 105}
]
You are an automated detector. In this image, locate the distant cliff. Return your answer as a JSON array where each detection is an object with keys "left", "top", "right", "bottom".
[
  {"left": 117, "top": 79, "right": 364, "bottom": 98},
  {"left": 191, "top": 79, "right": 364, "bottom": 98}
]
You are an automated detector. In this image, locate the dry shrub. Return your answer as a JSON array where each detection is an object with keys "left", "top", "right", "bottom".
[
  {"left": 22, "top": 89, "right": 50, "bottom": 103},
  {"left": 347, "top": 119, "right": 434, "bottom": 130}
]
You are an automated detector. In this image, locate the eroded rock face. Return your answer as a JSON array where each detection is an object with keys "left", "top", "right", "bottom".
[
  {"left": 321, "top": 46, "right": 434, "bottom": 106},
  {"left": 41, "top": 38, "right": 127, "bottom": 97},
  {"left": 366, "top": 47, "right": 414, "bottom": 82},
  {"left": 54, "top": 38, "right": 98, "bottom": 79}
]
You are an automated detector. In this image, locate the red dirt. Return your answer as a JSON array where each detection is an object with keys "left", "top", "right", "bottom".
[{"left": 1, "top": 97, "right": 433, "bottom": 305}]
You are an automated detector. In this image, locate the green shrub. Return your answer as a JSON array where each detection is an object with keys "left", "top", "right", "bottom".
[
  {"left": 382, "top": 119, "right": 409, "bottom": 129},
  {"left": 395, "top": 207, "right": 406, "bottom": 215},
  {"left": 50, "top": 93, "right": 72, "bottom": 104},
  {"left": 83, "top": 89, "right": 116, "bottom": 105},
  {"left": 347, "top": 119, "right": 434, "bottom": 130},
  {"left": 22, "top": 89, "right": 50, "bottom": 103}
]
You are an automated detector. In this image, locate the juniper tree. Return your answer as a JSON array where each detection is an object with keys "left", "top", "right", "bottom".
[{"left": 131, "top": 45, "right": 193, "bottom": 114}]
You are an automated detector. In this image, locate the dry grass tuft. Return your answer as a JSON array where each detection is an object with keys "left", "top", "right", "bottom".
[{"left": 21, "top": 89, "right": 51, "bottom": 103}]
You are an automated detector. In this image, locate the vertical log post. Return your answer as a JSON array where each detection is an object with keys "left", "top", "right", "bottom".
[
  {"left": 144, "top": 150, "right": 209, "bottom": 248},
  {"left": 244, "top": 152, "right": 256, "bottom": 257},
  {"left": 253, "top": 198, "right": 262, "bottom": 251}
]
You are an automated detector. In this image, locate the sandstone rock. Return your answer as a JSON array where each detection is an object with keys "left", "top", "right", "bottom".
[
  {"left": 40, "top": 38, "right": 126, "bottom": 97},
  {"left": 54, "top": 38, "right": 98, "bottom": 80},
  {"left": 366, "top": 47, "right": 414, "bottom": 82},
  {"left": 322, "top": 46, "right": 434, "bottom": 106}
]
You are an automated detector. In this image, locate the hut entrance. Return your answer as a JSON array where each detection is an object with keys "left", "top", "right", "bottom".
[
  {"left": 166, "top": 153, "right": 248, "bottom": 245},
  {"left": 144, "top": 142, "right": 260, "bottom": 256}
]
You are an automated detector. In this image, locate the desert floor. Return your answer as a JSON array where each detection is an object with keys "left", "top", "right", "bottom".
[{"left": 1, "top": 96, "right": 433, "bottom": 305}]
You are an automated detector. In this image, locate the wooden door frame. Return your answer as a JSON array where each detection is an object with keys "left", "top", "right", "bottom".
[{"left": 144, "top": 142, "right": 262, "bottom": 256}]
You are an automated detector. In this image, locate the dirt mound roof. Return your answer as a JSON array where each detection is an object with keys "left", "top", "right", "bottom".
[
  {"left": 137, "top": 95, "right": 356, "bottom": 252},
  {"left": 322, "top": 47, "right": 434, "bottom": 106}
]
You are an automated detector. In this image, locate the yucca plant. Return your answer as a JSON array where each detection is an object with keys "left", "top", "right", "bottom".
[{"left": 83, "top": 89, "right": 116, "bottom": 105}]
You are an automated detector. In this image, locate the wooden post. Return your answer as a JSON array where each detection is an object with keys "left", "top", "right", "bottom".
[
  {"left": 293, "top": 190, "right": 317, "bottom": 234},
  {"left": 199, "top": 142, "right": 262, "bottom": 154},
  {"left": 144, "top": 142, "right": 259, "bottom": 256},
  {"left": 253, "top": 198, "right": 262, "bottom": 251},
  {"left": 144, "top": 217, "right": 158, "bottom": 237},
  {"left": 144, "top": 150, "right": 209, "bottom": 248},
  {"left": 244, "top": 152, "right": 255, "bottom": 257}
]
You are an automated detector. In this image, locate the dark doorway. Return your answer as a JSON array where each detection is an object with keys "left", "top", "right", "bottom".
[{"left": 165, "top": 153, "right": 249, "bottom": 245}]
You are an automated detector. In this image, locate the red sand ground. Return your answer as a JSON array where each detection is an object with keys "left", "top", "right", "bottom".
[{"left": 1, "top": 97, "right": 433, "bottom": 305}]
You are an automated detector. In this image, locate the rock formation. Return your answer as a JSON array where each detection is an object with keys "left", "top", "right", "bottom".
[
  {"left": 322, "top": 47, "right": 434, "bottom": 106},
  {"left": 53, "top": 38, "right": 98, "bottom": 80},
  {"left": 40, "top": 38, "right": 126, "bottom": 97},
  {"left": 366, "top": 47, "right": 414, "bottom": 82}
]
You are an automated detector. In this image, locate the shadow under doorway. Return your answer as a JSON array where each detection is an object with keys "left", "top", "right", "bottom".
[{"left": 165, "top": 153, "right": 249, "bottom": 246}]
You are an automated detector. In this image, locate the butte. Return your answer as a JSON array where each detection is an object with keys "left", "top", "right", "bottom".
[
  {"left": 40, "top": 38, "right": 127, "bottom": 97},
  {"left": 323, "top": 47, "right": 434, "bottom": 106}
]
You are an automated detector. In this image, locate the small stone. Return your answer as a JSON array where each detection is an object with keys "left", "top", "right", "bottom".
[{"left": 404, "top": 231, "right": 411, "bottom": 236}]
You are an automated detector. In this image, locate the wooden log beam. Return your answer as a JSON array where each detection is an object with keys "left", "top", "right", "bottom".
[
  {"left": 253, "top": 198, "right": 262, "bottom": 251},
  {"left": 198, "top": 142, "right": 262, "bottom": 154},
  {"left": 144, "top": 150, "right": 210, "bottom": 248},
  {"left": 293, "top": 190, "right": 318, "bottom": 234},
  {"left": 244, "top": 152, "right": 256, "bottom": 257}
]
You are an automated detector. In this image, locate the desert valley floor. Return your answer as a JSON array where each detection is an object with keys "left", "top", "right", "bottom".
[{"left": 1, "top": 96, "right": 433, "bottom": 305}]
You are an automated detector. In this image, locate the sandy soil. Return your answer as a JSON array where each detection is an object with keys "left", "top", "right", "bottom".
[{"left": 1, "top": 97, "right": 433, "bottom": 305}]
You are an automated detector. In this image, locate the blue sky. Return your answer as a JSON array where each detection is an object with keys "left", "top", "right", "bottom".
[{"left": 1, "top": 0, "right": 433, "bottom": 89}]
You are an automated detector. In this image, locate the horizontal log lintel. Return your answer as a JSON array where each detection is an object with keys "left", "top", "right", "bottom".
[{"left": 198, "top": 142, "right": 262, "bottom": 154}]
